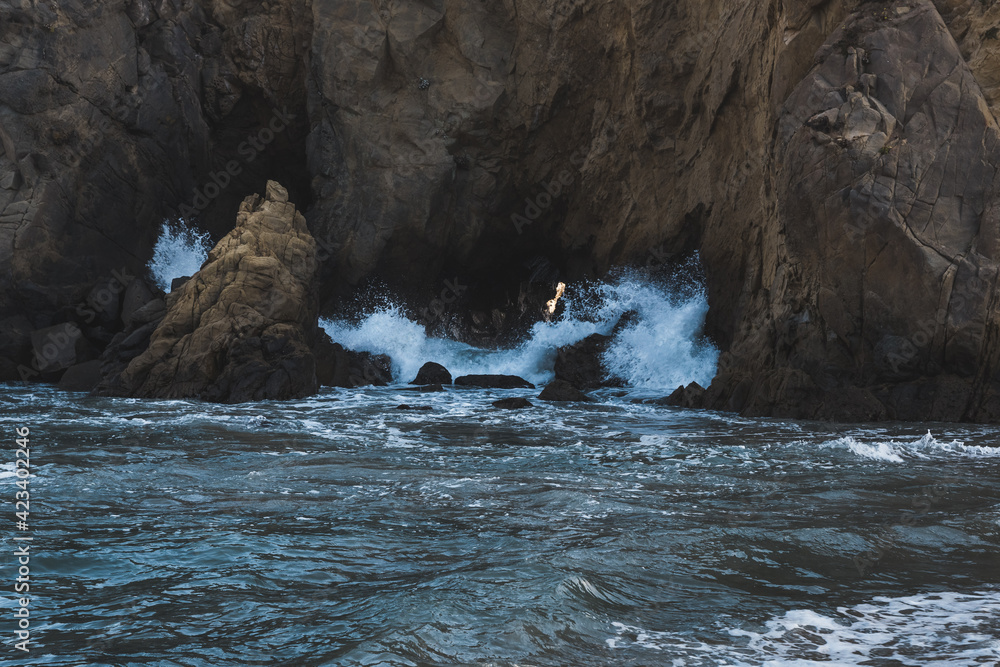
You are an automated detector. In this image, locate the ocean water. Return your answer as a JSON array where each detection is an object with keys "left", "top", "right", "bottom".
[
  {"left": 1, "top": 232, "right": 997, "bottom": 665},
  {"left": 1, "top": 385, "right": 998, "bottom": 666}
]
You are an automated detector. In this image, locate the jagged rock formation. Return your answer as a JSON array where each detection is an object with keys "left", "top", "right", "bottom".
[
  {"left": 95, "top": 182, "right": 320, "bottom": 402},
  {"left": 7, "top": 0, "right": 1000, "bottom": 420}
]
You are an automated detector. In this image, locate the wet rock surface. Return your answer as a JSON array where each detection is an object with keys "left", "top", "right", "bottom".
[
  {"left": 662, "top": 382, "right": 706, "bottom": 409},
  {"left": 410, "top": 362, "right": 452, "bottom": 386},
  {"left": 554, "top": 334, "right": 611, "bottom": 390},
  {"left": 314, "top": 333, "right": 392, "bottom": 388},
  {"left": 538, "top": 379, "right": 594, "bottom": 402},
  {"left": 492, "top": 397, "right": 533, "bottom": 410}
]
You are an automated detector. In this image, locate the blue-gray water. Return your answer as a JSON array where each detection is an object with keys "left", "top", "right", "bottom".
[{"left": 2, "top": 384, "right": 998, "bottom": 666}]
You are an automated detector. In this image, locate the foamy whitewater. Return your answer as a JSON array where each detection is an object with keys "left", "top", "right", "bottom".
[
  {"left": 322, "top": 273, "right": 719, "bottom": 390},
  {"left": 825, "top": 431, "right": 1000, "bottom": 462},
  {"left": 148, "top": 219, "right": 212, "bottom": 291},
  {"left": 3, "top": 383, "right": 997, "bottom": 666}
]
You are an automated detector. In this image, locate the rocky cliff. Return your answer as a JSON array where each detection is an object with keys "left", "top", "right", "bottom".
[{"left": 4, "top": 0, "right": 1000, "bottom": 419}]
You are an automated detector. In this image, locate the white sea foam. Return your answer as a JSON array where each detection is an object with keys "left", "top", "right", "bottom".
[
  {"left": 148, "top": 219, "right": 213, "bottom": 291},
  {"left": 730, "top": 590, "right": 1000, "bottom": 666},
  {"left": 825, "top": 431, "right": 1000, "bottom": 462},
  {"left": 608, "top": 589, "right": 1000, "bottom": 666},
  {"left": 321, "top": 272, "right": 718, "bottom": 390}
]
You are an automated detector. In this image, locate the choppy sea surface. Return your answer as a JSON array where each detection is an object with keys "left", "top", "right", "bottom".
[{"left": 1, "top": 383, "right": 998, "bottom": 666}]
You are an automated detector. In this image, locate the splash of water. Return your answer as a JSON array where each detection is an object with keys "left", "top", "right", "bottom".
[
  {"left": 148, "top": 220, "right": 213, "bottom": 291},
  {"left": 321, "top": 271, "right": 719, "bottom": 390}
]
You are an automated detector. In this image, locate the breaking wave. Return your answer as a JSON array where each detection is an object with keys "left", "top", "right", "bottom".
[{"left": 321, "top": 271, "right": 719, "bottom": 390}]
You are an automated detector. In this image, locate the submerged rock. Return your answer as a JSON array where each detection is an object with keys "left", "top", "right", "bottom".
[
  {"left": 492, "top": 397, "right": 533, "bottom": 409},
  {"left": 538, "top": 379, "right": 594, "bottom": 402},
  {"left": 94, "top": 182, "right": 321, "bottom": 402},
  {"left": 456, "top": 374, "right": 535, "bottom": 389},
  {"left": 411, "top": 362, "right": 451, "bottom": 385}
]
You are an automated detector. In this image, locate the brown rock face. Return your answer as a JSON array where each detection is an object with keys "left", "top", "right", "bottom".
[
  {"left": 96, "top": 182, "right": 320, "bottom": 402},
  {"left": 9, "top": 0, "right": 1000, "bottom": 421},
  {"left": 704, "top": 1, "right": 1000, "bottom": 422}
]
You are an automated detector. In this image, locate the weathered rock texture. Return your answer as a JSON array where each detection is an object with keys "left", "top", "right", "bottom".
[
  {"left": 8, "top": 0, "right": 1000, "bottom": 420},
  {"left": 705, "top": 1, "right": 1000, "bottom": 421},
  {"left": 96, "top": 182, "right": 320, "bottom": 402}
]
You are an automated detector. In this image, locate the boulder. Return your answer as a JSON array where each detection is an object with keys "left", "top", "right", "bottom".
[
  {"left": 538, "top": 379, "right": 594, "bottom": 402},
  {"left": 554, "top": 334, "right": 611, "bottom": 389},
  {"left": 84, "top": 277, "right": 124, "bottom": 326},
  {"left": 455, "top": 374, "right": 535, "bottom": 389},
  {"left": 492, "top": 397, "right": 533, "bottom": 409},
  {"left": 661, "top": 382, "right": 706, "bottom": 409},
  {"left": 170, "top": 277, "right": 191, "bottom": 293},
  {"left": 410, "top": 362, "right": 452, "bottom": 385},
  {"left": 94, "top": 182, "right": 321, "bottom": 402}
]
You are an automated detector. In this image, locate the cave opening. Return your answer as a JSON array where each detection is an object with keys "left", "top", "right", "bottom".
[{"left": 171, "top": 91, "right": 313, "bottom": 244}]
